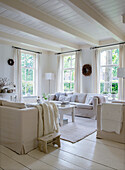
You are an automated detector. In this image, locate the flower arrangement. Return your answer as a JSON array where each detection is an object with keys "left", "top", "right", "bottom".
[
  {"left": 42, "top": 93, "right": 50, "bottom": 100},
  {"left": 0, "top": 77, "right": 16, "bottom": 93}
]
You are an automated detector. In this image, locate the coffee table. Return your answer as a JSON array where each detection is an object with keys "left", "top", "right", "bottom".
[{"left": 58, "top": 105, "right": 75, "bottom": 126}]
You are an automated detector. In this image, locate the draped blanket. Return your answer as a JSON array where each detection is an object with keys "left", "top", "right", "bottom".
[
  {"left": 101, "top": 103, "right": 124, "bottom": 134},
  {"left": 36, "top": 102, "right": 59, "bottom": 138}
]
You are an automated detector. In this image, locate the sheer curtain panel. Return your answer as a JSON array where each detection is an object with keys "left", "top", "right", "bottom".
[{"left": 13, "top": 48, "right": 22, "bottom": 102}]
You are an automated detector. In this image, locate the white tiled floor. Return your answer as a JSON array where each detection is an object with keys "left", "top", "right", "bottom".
[{"left": 0, "top": 131, "right": 125, "bottom": 170}]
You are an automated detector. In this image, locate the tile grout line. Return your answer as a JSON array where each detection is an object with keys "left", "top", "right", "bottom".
[
  {"left": 27, "top": 153, "right": 59, "bottom": 170},
  {"left": 54, "top": 146, "right": 117, "bottom": 170},
  {"left": 0, "top": 151, "right": 31, "bottom": 170}
]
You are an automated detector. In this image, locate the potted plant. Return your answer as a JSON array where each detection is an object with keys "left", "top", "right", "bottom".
[
  {"left": 111, "top": 91, "right": 116, "bottom": 100},
  {"left": 102, "top": 91, "right": 109, "bottom": 96},
  {"left": 42, "top": 93, "right": 48, "bottom": 101}
]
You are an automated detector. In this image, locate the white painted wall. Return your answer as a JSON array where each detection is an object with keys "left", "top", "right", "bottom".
[
  {"left": 0, "top": 44, "right": 14, "bottom": 82},
  {"left": 0, "top": 44, "right": 95, "bottom": 96},
  {"left": 81, "top": 48, "right": 95, "bottom": 93}
]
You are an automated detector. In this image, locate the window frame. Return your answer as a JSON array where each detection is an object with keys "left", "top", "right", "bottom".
[
  {"left": 99, "top": 47, "right": 119, "bottom": 94},
  {"left": 21, "top": 50, "right": 37, "bottom": 97},
  {"left": 63, "top": 53, "right": 75, "bottom": 92}
]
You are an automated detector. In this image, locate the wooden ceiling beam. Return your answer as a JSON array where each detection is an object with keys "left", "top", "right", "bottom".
[
  {"left": 0, "top": 31, "right": 61, "bottom": 52},
  {"left": 0, "top": 16, "right": 79, "bottom": 50},
  {"left": 0, "top": 0, "right": 99, "bottom": 45},
  {"left": 62, "top": 0, "right": 125, "bottom": 42}
]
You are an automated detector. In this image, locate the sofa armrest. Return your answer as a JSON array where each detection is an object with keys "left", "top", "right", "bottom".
[{"left": 97, "top": 104, "right": 102, "bottom": 131}]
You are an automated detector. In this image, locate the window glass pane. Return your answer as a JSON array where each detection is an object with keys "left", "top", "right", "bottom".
[
  {"left": 26, "top": 69, "right": 33, "bottom": 81},
  {"left": 100, "top": 48, "right": 119, "bottom": 95},
  {"left": 64, "top": 82, "right": 70, "bottom": 91},
  {"left": 112, "top": 82, "right": 118, "bottom": 93},
  {"left": 72, "top": 58, "right": 75, "bottom": 68},
  {"left": 64, "top": 70, "right": 71, "bottom": 81},
  {"left": 112, "top": 49, "right": 119, "bottom": 65},
  {"left": 21, "top": 52, "right": 36, "bottom": 96},
  {"left": 63, "top": 55, "right": 75, "bottom": 91},
  {"left": 26, "top": 82, "right": 33, "bottom": 95},
  {"left": 64, "top": 56, "right": 71, "bottom": 69},
  {"left": 22, "top": 68, "right": 25, "bottom": 81},
  {"left": 112, "top": 66, "right": 118, "bottom": 79},
  {"left": 25, "top": 54, "right": 34, "bottom": 68},
  {"left": 22, "top": 81, "right": 25, "bottom": 95}
]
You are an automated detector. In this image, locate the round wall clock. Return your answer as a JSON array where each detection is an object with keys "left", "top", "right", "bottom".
[
  {"left": 82, "top": 64, "right": 92, "bottom": 76},
  {"left": 8, "top": 59, "right": 14, "bottom": 66}
]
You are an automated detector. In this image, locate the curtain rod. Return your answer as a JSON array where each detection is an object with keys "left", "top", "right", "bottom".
[
  {"left": 55, "top": 49, "right": 82, "bottom": 55},
  {"left": 90, "top": 41, "right": 125, "bottom": 50},
  {"left": 12, "top": 46, "right": 42, "bottom": 54}
]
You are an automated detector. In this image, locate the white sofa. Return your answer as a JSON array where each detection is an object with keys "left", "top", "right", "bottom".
[
  {"left": 50, "top": 92, "right": 106, "bottom": 119},
  {"left": 97, "top": 102, "right": 125, "bottom": 143},
  {"left": 0, "top": 100, "right": 38, "bottom": 154}
]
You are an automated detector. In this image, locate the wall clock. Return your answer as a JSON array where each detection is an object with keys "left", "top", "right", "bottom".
[
  {"left": 82, "top": 64, "right": 92, "bottom": 76},
  {"left": 8, "top": 59, "right": 14, "bottom": 66}
]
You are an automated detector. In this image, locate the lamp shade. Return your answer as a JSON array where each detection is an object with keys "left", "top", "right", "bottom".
[
  {"left": 45, "top": 73, "right": 54, "bottom": 80},
  {"left": 117, "top": 68, "right": 125, "bottom": 78}
]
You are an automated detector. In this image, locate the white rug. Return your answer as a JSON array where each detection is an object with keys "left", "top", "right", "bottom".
[{"left": 60, "top": 115, "right": 97, "bottom": 143}]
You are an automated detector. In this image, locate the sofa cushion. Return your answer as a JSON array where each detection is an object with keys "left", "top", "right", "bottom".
[
  {"left": 85, "top": 94, "right": 106, "bottom": 104},
  {"left": 64, "top": 96, "right": 71, "bottom": 102},
  {"left": 76, "top": 104, "right": 93, "bottom": 110},
  {"left": 50, "top": 94, "right": 55, "bottom": 100},
  {"left": 59, "top": 95, "right": 66, "bottom": 101},
  {"left": 70, "top": 94, "right": 77, "bottom": 102},
  {"left": 55, "top": 92, "right": 66, "bottom": 101},
  {"left": 75, "top": 93, "right": 87, "bottom": 103},
  {"left": 2, "top": 101, "right": 26, "bottom": 109}
]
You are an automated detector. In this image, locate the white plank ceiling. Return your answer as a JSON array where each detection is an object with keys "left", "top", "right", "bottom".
[{"left": 0, "top": 0, "right": 125, "bottom": 52}]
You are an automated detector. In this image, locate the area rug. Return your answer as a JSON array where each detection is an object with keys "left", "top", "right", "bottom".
[{"left": 60, "top": 115, "right": 97, "bottom": 143}]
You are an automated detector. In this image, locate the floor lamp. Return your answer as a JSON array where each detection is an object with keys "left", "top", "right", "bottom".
[
  {"left": 45, "top": 73, "right": 54, "bottom": 94},
  {"left": 117, "top": 68, "right": 125, "bottom": 100}
]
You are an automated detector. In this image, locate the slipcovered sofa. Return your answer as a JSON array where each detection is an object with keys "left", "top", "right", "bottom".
[
  {"left": 97, "top": 102, "right": 125, "bottom": 143},
  {"left": 50, "top": 92, "right": 106, "bottom": 119},
  {"left": 0, "top": 100, "right": 38, "bottom": 154}
]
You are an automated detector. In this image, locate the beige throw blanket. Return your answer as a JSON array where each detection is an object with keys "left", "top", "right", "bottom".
[
  {"left": 36, "top": 102, "right": 59, "bottom": 138},
  {"left": 101, "top": 103, "right": 124, "bottom": 134}
]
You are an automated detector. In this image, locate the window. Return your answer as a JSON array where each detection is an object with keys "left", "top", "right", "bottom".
[
  {"left": 100, "top": 48, "right": 119, "bottom": 95},
  {"left": 63, "top": 54, "right": 75, "bottom": 91},
  {"left": 21, "top": 52, "right": 36, "bottom": 96}
]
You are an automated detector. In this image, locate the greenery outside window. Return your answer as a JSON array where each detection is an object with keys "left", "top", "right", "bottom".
[
  {"left": 100, "top": 48, "right": 119, "bottom": 96},
  {"left": 21, "top": 52, "right": 36, "bottom": 96},
  {"left": 63, "top": 54, "right": 75, "bottom": 92}
]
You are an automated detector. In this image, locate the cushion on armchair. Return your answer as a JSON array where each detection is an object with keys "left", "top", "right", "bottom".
[{"left": 75, "top": 93, "right": 87, "bottom": 103}]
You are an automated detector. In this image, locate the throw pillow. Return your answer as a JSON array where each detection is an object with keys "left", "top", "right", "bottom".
[
  {"left": 64, "top": 96, "right": 71, "bottom": 102},
  {"left": 50, "top": 94, "right": 55, "bottom": 100},
  {"left": 59, "top": 95, "right": 66, "bottom": 101},
  {"left": 55, "top": 92, "right": 60, "bottom": 101},
  {"left": 70, "top": 94, "right": 77, "bottom": 102},
  {"left": 76, "top": 93, "right": 87, "bottom": 103}
]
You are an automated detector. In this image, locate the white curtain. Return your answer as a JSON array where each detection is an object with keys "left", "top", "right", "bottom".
[
  {"left": 118, "top": 44, "right": 125, "bottom": 100},
  {"left": 36, "top": 53, "right": 42, "bottom": 97},
  {"left": 74, "top": 51, "right": 82, "bottom": 93},
  {"left": 56, "top": 55, "right": 64, "bottom": 92},
  {"left": 92, "top": 49, "right": 100, "bottom": 93},
  {"left": 13, "top": 48, "right": 22, "bottom": 102}
]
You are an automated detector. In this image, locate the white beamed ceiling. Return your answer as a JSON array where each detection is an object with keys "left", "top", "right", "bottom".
[{"left": 0, "top": 0, "right": 125, "bottom": 52}]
